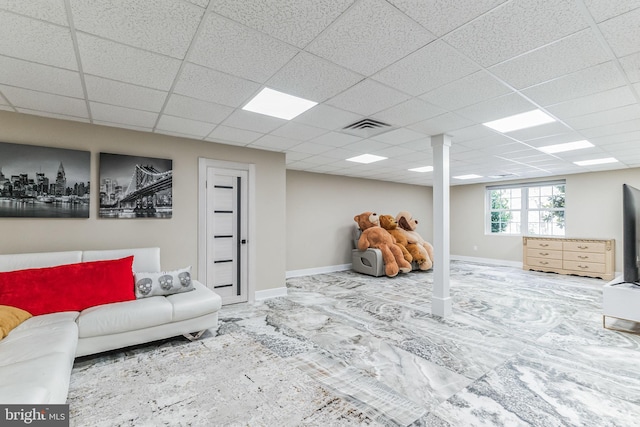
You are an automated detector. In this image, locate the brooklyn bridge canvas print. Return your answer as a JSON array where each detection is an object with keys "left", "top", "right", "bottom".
[
  {"left": 0, "top": 141, "right": 90, "bottom": 218},
  {"left": 99, "top": 153, "right": 172, "bottom": 219}
]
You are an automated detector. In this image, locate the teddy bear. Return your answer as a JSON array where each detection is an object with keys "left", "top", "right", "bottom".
[
  {"left": 395, "top": 211, "right": 434, "bottom": 270},
  {"left": 378, "top": 214, "right": 413, "bottom": 264},
  {"left": 354, "top": 211, "right": 412, "bottom": 277}
]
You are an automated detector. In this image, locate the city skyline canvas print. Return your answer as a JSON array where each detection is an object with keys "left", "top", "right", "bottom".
[
  {"left": 99, "top": 153, "right": 172, "bottom": 219},
  {"left": 0, "top": 141, "right": 90, "bottom": 218}
]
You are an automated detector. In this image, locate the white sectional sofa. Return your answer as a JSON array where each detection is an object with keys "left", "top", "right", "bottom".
[{"left": 0, "top": 247, "right": 222, "bottom": 404}]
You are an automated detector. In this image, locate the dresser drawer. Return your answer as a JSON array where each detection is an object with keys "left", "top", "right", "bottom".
[
  {"left": 527, "top": 257, "right": 563, "bottom": 269},
  {"left": 563, "top": 241, "right": 605, "bottom": 253},
  {"left": 526, "top": 239, "right": 563, "bottom": 251},
  {"left": 526, "top": 248, "right": 562, "bottom": 260},
  {"left": 563, "top": 260, "right": 605, "bottom": 274},
  {"left": 563, "top": 251, "right": 605, "bottom": 263}
]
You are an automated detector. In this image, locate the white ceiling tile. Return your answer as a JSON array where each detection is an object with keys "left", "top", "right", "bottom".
[
  {"left": 325, "top": 79, "right": 410, "bottom": 116},
  {"left": 184, "top": 0, "right": 209, "bottom": 7},
  {"left": 306, "top": 0, "right": 435, "bottom": 76},
  {"left": 70, "top": 0, "right": 203, "bottom": 59},
  {"left": 209, "top": 0, "right": 353, "bottom": 48},
  {"left": 597, "top": 7, "right": 640, "bottom": 57},
  {"left": 266, "top": 52, "right": 363, "bottom": 102},
  {"left": 163, "top": 94, "right": 233, "bottom": 124},
  {"left": 15, "top": 108, "right": 89, "bottom": 123},
  {"left": 0, "top": 56, "right": 83, "bottom": 97},
  {"left": 0, "top": 11, "right": 77, "bottom": 69},
  {"left": 458, "top": 134, "right": 515, "bottom": 149},
  {"left": 564, "top": 104, "right": 640, "bottom": 130},
  {"left": 93, "top": 120, "right": 151, "bottom": 132},
  {"left": 0, "top": 0, "right": 68, "bottom": 25},
  {"left": 388, "top": 0, "right": 506, "bottom": 37},
  {"left": 0, "top": 85, "right": 87, "bottom": 118},
  {"left": 455, "top": 93, "right": 536, "bottom": 123},
  {"left": 372, "top": 145, "right": 415, "bottom": 158},
  {"left": 285, "top": 151, "right": 312, "bottom": 162},
  {"left": 292, "top": 104, "right": 361, "bottom": 130},
  {"left": 448, "top": 124, "right": 497, "bottom": 142},
  {"left": 207, "top": 125, "right": 261, "bottom": 145},
  {"left": 620, "top": 52, "right": 640, "bottom": 83},
  {"left": 90, "top": 102, "right": 158, "bottom": 128},
  {"left": 421, "top": 71, "right": 512, "bottom": 111},
  {"left": 398, "top": 140, "right": 434, "bottom": 153},
  {"left": 589, "top": 130, "right": 640, "bottom": 146},
  {"left": 308, "top": 131, "right": 362, "bottom": 147},
  {"left": 156, "top": 114, "right": 215, "bottom": 138},
  {"left": 270, "top": 121, "right": 327, "bottom": 141},
  {"left": 320, "top": 147, "right": 360, "bottom": 160},
  {"left": 343, "top": 139, "right": 391, "bottom": 153},
  {"left": 373, "top": 40, "right": 479, "bottom": 96},
  {"left": 545, "top": 86, "right": 637, "bottom": 119},
  {"left": 247, "top": 134, "right": 300, "bottom": 151},
  {"left": 522, "top": 132, "right": 588, "bottom": 148},
  {"left": 77, "top": 33, "right": 181, "bottom": 90},
  {"left": 85, "top": 75, "right": 166, "bottom": 112},
  {"left": 190, "top": 13, "right": 298, "bottom": 83},
  {"left": 579, "top": 119, "right": 640, "bottom": 139},
  {"left": 521, "top": 62, "right": 626, "bottom": 106},
  {"left": 409, "top": 112, "right": 474, "bottom": 135},
  {"left": 221, "top": 109, "right": 285, "bottom": 133},
  {"left": 154, "top": 128, "right": 205, "bottom": 139},
  {"left": 489, "top": 29, "right": 611, "bottom": 89},
  {"left": 443, "top": 0, "right": 587, "bottom": 67},
  {"left": 371, "top": 128, "right": 427, "bottom": 145},
  {"left": 583, "top": 0, "right": 640, "bottom": 23},
  {"left": 173, "top": 63, "right": 261, "bottom": 107},
  {"left": 372, "top": 99, "right": 446, "bottom": 127},
  {"left": 505, "top": 121, "right": 573, "bottom": 141},
  {"left": 287, "top": 141, "right": 333, "bottom": 155}
]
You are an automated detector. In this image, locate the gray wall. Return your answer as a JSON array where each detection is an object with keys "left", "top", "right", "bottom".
[
  {"left": 451, "top": 168, "right": 640, "bottom": 271},
  {"left": 0, "top": 111, "right": 286, "bottom": 292},
  {"left": 286, "top": 170, "right": 433, "bottom": 271}
]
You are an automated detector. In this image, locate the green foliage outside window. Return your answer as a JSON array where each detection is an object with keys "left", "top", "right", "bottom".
[{"left": 490, "top": 190, "right": 512, "bottom": 233}]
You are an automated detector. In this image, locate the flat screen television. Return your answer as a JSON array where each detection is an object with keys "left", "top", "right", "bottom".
[{"left": 623, "top": 183, "right": 640, "bottom": 284}]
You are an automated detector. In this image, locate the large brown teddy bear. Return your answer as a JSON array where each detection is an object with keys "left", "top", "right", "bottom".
[
  {"left": 395, "top": 211, "right": 434, "bottom": 271},
  {"left": 378, "top": 214, "right": 413, "bottom": 264},
  {"left": 354, "top": 212, "right": 412, "bottom": 277}
]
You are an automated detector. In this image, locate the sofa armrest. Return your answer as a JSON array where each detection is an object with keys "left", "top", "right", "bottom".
[{"left": 351, "top": 248, "right": 385, "bottom": 277}]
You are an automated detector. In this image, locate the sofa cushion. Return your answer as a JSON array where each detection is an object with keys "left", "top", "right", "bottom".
[
  {"left": 77, "top": 297, "right": 173, "bottom": 338},
  {"left": 0, "top": 320, "right": 78, "bottom": 367},
  {"left": 0, "top": 305, "right": 32, "bottom": 339},
  {"left": 134, "top": 266, "right": 194, "bottom": 298},
  {"left": 13, "top": 311, "right": 80, "bottom": 332},
  {"left": 82, "top": 247, "right": 161, "bottom": 273},
  {"left": 0, "top": 256, "right": 135, "bottom": 316},
  {"left": 0, "top": 250, "right": 82, "bottom": 272},
  {"left": 166, "top": 281, "right": 222, "bottom": 322}
]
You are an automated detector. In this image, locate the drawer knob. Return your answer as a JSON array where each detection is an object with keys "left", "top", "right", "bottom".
[
  {"left": 540, "top": 261, "right": 549, "bottom": 265},
  {"left": 577, "top": 245, "right": 588, "bottom": 249},
  {"left": 539, "top": 252, "right": 549, "bottom": 256},
  {"left": 540, "top": 243, "right": 549, "bottom": 247},
  {"left": 578, "top": 255, "right": 588, "bottom": 259},
  {"left": 578, "top": 265, "right": 589, "bottom": 269}
]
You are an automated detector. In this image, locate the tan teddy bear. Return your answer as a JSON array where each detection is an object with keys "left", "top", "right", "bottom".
[
  {"left": 378, "top": 214, "right": 413, "bottom": 265},
  {"left": 395, "top": 211, "right": 434, "bottom": 270},
  {"left": 354, "top": 212, "right": 412, "bottom": 277}
]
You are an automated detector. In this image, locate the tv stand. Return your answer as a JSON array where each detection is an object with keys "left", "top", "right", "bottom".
[{"left": 603, "top": 276, "right": 640, "bottom": 333}]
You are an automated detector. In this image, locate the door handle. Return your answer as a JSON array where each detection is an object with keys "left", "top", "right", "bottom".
[{"left": 241, "top": 239, "right": 247, "bottom": 244}]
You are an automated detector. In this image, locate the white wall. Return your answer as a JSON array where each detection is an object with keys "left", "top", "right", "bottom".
[
  {"left": 451, "top": 167, "right": 640, "bottom": 271},
  {"left": 0, "top": 111, "right": 286, "bottom": 292},
  {"left": 286, "top": 170, "right": 433, "bottom": 271}
]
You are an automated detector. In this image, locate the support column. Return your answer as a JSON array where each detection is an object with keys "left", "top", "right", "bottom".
[{"left": 431, "top": 134, "right": 452, "bottom": 318}]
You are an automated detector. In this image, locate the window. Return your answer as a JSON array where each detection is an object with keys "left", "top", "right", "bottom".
[{"left": 487, "top": 181, "right": 565, "bottom": 236}]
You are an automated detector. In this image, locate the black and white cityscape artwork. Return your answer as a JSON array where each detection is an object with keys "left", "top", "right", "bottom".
[
  {"left": 99, "top": 153, "right": 172, "bottom": 219},
  {"left": 0, "top": 141, "right": 90, "bottom": 218}
]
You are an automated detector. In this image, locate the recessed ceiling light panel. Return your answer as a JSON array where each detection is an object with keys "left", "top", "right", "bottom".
[
  {"left": 408, "top": 166, "right": 433, "bottom": 173},
  {"left": 573, "top": 157, "right": 618, "bottom": 166},
  {"left": 242, "top": 88, "right": 317, "bottom": 120},
  {"left": 539, "top": 140, "right": 593, "bottom": 154},
  {"left": 453, "top": 174, "right": 483, "bottom": 180},
  {"left": 346, "top": 154, "right": 387, "bottom": 164},
  {"left": 483, "top": 109, "right": 555, "bottom": 133}
]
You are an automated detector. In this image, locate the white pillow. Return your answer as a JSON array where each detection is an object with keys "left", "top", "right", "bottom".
[{"left": 134, "top": 266, "right": 194, "bottom": 298}]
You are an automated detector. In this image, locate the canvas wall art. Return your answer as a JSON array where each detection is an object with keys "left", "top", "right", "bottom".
[
  {"left": 99, "top": 153, "right": 172, "bottom": 219},
  {"left": 0, "top": 141, "right": 90, "bottom": 218}
]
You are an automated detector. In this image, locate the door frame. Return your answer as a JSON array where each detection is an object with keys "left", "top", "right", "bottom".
[{"left": 198, "top": 158, "right": 256, "bottom": 304}]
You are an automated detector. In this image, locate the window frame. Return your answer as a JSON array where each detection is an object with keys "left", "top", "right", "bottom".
[{"left": 485, "top": 180, "right": 566, "bottom": 236}]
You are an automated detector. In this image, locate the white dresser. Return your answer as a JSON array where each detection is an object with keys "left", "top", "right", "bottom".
[{"left": 523, "top": 236, "right": 615, "bottom": 281}]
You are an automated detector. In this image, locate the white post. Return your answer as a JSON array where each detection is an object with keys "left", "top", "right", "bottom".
[{"left": 431, "top": 134, "right": 452, "bottom": 318}]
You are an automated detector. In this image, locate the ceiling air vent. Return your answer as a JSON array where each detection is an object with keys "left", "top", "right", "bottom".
[{"left": 342, "top": 118, "right": 393, "bottom": 138}]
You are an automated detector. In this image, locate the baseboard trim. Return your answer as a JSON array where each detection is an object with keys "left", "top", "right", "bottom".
[
  {"left": 255, "top": 287, "right": 288, "bottom": 301},
  {"left": 451, "top": 255, "right": 522, "bottom": 268},
  {"left": 286, "top": 263, "right": 351, "bottom": 278}
]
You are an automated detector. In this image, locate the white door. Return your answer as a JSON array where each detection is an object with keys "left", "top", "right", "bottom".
[{"left": 203, "top": 166, "right": 249, "bottom": 305}]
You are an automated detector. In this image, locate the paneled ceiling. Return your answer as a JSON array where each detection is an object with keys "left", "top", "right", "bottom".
[{"left": 1, "top": 0, "right": 639, "bottom": 186}]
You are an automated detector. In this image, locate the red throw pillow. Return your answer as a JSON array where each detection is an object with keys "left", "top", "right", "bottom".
[{"left": 0, "top": 256, "right": 135, "bottom": 316}]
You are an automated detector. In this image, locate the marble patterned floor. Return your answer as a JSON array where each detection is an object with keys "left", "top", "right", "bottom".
[{"left": 68, "top": 261, "right": 640, "bottom": 426}]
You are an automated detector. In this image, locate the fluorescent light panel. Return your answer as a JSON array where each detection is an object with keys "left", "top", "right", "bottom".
[
  {"left": 573, "top": 157, "right": 618, "bottom": 166},
  {"left": 346, "top": 154, "right": 387, "bottom": 164},
  {"left": 539, "top": 140, "right": 593, "bottom": 154},
  {"left": 483, "top": 109, "right": 555, "bottom": 133},
  {"left": 453, "top": 174, "right": 482, "bottom": 180},
  {"left": 242, "top": 88, "right": 317, "bottom": 120},
  {"left": 408, "top": 166, "right": 433, "bottom": 173}
]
